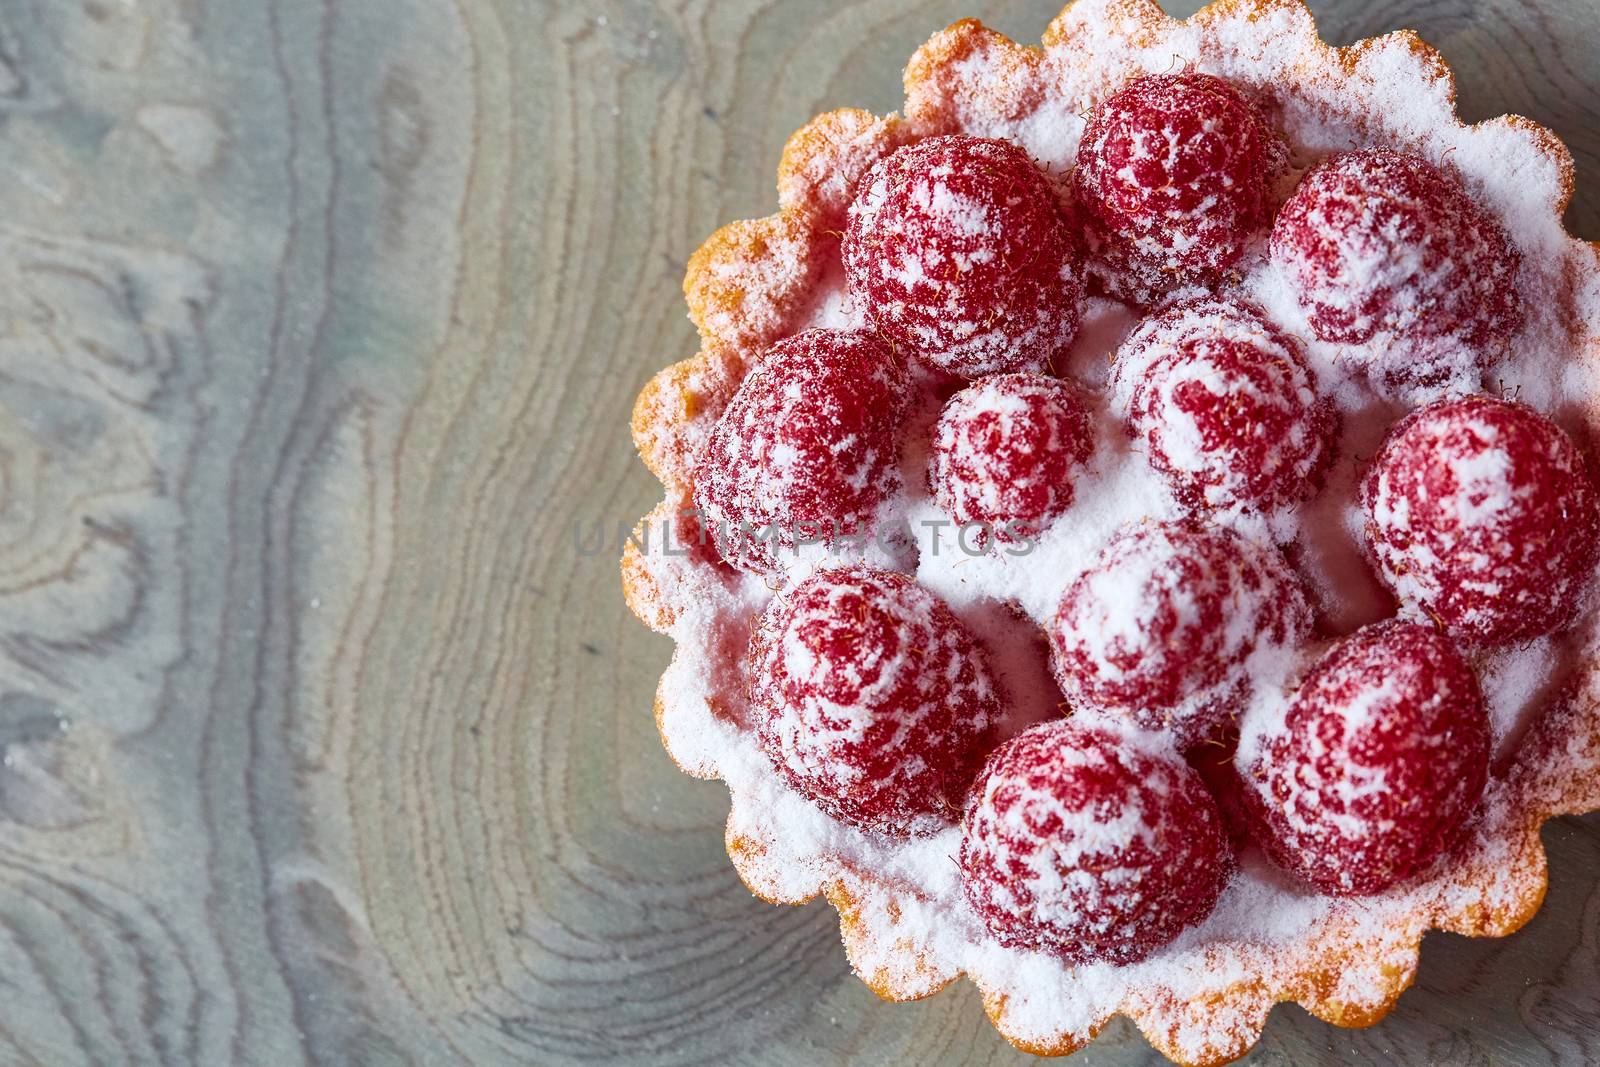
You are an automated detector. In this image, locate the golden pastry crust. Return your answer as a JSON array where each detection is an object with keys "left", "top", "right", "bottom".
[
  {"left": 623, "top": 1, "right": 1600, "bottom": 1062},
  {"left": 777, "top": 108, "right": 914, "bottom": 226},
  {"left": 621, "top": 497, "right": 691, "bottom": 632},
  {"left": 629, "top": 345, "right": 745, "bottom": 492},
  {"left": 684, "top": 212, "right": 822, "bottom": 354},
  {"left": 904, "top": 20, "right": 1048, "bottom": 133}
]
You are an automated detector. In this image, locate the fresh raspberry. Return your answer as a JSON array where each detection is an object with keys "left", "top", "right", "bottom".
[
  {"left": 694, "top": 329, "right": 909, "bottom": 574},
  {"left": 843, "top": 135, "right": 1082, "bottom": 377},
  {"left": 1113, "top": 298, "right": 1336, "bottom": 515},
  {"left": 1238, "top": 620, "right": 1491, "bottom": 895},
  {"left": 1361, "top": 394, "right": 1600, "bottom": 643},
  {"left": 928, "top": 373, "right": 1096, "bottom": 545},
  {"left": 1270, "top": 149, "right": 1523, "bottom": 392},
  {"left": 1073, "top": 73, "right": 1284, "bottom": 305},
  {"left": 960, "top": 719, "right": 1231, "bottom": 964},
  {"left": 1049, "top": 521, "right": 1311, "bottom": 746},
  {"left": 749, "top": 566, "right": 1003, "bottom": 836}
]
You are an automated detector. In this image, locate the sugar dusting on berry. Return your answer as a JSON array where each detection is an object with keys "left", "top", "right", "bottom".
[
  {"left": 844, "top": 135, "right": 1083, "bottom": 376},
  {"left": 961, "top": 719, "right": 1231, "bottom": 964},
  {"left": 1270, "top": 150, "right": 1523, "bottom": 396},
  {"left": 1049, "top": 520, "right": 1311, "bottom": 746},
  {"left": 693, "top": 328, "right": 909, "bottom": 574},
  {"left": 749, "top": 566, "right": 1004, "bottom": 836},
  {"left": 1112, "top": 297, "right": 1337, "bottom": 522},
  {"left": 928, "top": 373, "right": 1096, "bottom": 543},
  {"left": 640, "top": 0, "right": 1600, "bottom": 1061},
  {"left": 1074, "top": 72, "right": 1285, "bottom": 304},
  {"left": 1362, "top": 395, "right": 1600, "bottom": 644},
  {"left": 1237, "top": 620, "right": 1492, "bottom": 896}
]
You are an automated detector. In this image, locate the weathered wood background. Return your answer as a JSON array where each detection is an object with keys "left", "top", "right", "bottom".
[{"left": 0, "top": 0, "right": 1596, "bottom": 1063}]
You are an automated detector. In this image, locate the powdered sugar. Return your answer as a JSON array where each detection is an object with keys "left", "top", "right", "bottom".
[
  {"left": 960, "top": 719, "right": 1231, "bottom": 963},
  {"left": 1048, "top": 520, "right": 1312, "bottom": 745},
  {"left": 748, "top": 566, "right": 1003, "bottom": 835},
  {"left": 844, "top": 135, "right": 1082, "bottom": 376},
  {"left": 1475, "top": 636, "right": 1564, "bottom": 762},
  {"left": 1112, "top": 297, "right": 1337, "bottom": 521}
]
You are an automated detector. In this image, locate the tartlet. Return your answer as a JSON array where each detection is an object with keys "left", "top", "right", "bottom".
[{"left": 622, "top": 1, "right": 1600, "bottom": 1063}]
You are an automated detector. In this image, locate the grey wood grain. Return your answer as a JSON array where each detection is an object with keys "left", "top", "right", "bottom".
[{"left": 0, "top": 0, "right": 1594, "bottom": 1064}]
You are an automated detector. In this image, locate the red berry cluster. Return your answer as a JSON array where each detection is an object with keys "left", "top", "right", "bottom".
[
  {"left": 1050, "top": 520, "right": 1312, "bottom": 746},
  {"left": 681, "top": 72, "right": 1591, "bottom": 970},
  {"left": 844, "top": 135, "right": 1083, "bottom": 377},
  {"left": 749, "top": 566, "right": 1003, "bottom": 836},
  {"left": 1271, "top": 149, "right": 1524, "bottom": 392},
  {"left": 1114, "top": 298, "right": 1337, "bottom": 515},
  {"left": 1074, "top": 72, "right": 1285, "bottom": 305},
  {"left": 928, "top": 373, "right": 1096, "bottom": 544}
]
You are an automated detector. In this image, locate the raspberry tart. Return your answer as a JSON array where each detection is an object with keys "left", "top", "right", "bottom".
[{"left": 622, "top": 1, "right": 1600, "bottom": 1063}]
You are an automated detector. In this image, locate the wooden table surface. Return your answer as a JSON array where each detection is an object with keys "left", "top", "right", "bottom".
[{"left": 2, "top": 0, "right": 1598, "bottom": 1064}]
